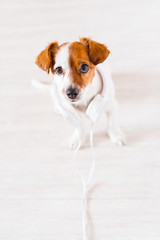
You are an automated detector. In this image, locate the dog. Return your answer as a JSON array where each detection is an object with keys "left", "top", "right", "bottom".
[{"left": 35, "top": 38, "right": 125, "bottom": 149}]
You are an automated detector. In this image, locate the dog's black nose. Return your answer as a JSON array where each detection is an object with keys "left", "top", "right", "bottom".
[{"left": 66, "top": 88, "right": 79, "bottom": 99}]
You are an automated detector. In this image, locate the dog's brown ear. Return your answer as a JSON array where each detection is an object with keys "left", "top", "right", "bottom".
[
  {"left": 35, "top": 42, "right": 59, "bottom": 73},
  {"left": 80, "top": 38, "right": 110, "bottom": 65}
]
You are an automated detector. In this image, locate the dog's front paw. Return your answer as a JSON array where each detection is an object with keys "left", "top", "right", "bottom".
[
  {"left": 69, "top": 131, "right": 81, "bottom": 150},
  {"left": 108, "top": 129, "right": 126, "bottom": 146}
]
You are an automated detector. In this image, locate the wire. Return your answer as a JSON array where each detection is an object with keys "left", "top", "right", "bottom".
[{"left": 73, "top": 125, "right": 95, "bottom": 240}]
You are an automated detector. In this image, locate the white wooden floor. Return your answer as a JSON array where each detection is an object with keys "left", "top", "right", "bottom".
[{"left": 0, "top": 0, "right": 160, "bottom": 239}]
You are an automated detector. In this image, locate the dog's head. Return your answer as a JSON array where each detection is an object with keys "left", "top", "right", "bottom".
[{"left": 36, "top": 38, "right": 110, "bottom": 104}]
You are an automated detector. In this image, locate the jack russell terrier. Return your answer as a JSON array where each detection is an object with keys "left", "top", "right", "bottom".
[{"left": 35, "top": 38, "right": 126, "bottom": 150}]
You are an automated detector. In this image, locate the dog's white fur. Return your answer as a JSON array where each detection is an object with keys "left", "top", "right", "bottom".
[{"left": 35, "top": 41, "right": 125, "bottom": 149}]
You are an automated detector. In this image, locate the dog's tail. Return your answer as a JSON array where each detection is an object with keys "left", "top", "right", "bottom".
[{"left": 31, "top": 79, "right": 52, "bottom": 91}]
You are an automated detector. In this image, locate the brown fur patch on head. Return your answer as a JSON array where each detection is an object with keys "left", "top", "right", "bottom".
[
  {"left": 35, "top": 42, "right": 59, "bottom": 73},
  {"left": 80, "top": 38, "right": 110, "bottom": 65},
  {"left": 68, "top": 42, "right": 96, "bottom": 88}
]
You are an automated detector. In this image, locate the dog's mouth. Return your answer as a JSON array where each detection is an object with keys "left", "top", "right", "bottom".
[{"left": 67, "top": 97, "right": 80, "bottom": 104}]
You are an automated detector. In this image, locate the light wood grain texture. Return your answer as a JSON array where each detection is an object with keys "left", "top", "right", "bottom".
[{"left": 0, "top": 0, "right": 160, "bottom": 239}]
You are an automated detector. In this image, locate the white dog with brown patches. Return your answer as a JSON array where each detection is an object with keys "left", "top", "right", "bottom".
[{"left": 35, "top": 38, "right": 125, "bottom": 150}]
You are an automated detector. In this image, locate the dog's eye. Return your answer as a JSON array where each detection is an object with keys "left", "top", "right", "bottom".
[
  {"left": 80, "top": 64, "right": 89, "bottom": 73},
  {"left": 55, "top": 66, "right": 63, "bottom": 75}
]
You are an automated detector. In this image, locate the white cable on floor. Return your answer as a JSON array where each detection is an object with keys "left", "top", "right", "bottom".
[{"left": 73, "top": 125, "right": 95, "bottom": 240}]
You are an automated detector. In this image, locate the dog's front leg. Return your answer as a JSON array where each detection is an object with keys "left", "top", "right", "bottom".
[
  {"left": 69, "top": 113, "right": 91, "bottom": 150},
  {"left": 59, "top": 101, "right": 90, "bottom": 150},
  {"left": 69, "top": 128, "right": 82, "bottom": 150}
]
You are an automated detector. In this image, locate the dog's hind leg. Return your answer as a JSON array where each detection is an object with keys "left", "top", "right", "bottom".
[{"left": 105, "top": 98, "right": 126, "bottom": 145}]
